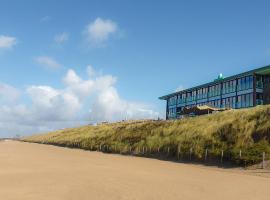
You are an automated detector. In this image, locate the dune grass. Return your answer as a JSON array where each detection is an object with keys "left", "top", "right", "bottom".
[{"left": 23, "top": 105, "right": 270, "bottom": 166}]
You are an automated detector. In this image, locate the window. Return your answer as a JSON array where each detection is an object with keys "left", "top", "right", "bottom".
[
  {"left": 237, "top": 95, "right": 241, "bottom": 108},
  {"left": 222, "top": 97, "right": 235, "bottom": 108},
  {"left": 237, "top": 76, "right": 253, "bottom": 91},
  {"left": 256, "top": 75, "right": 263, "bottom": 89},
  {"left": 241, "top": 77, "right": 245, "bottom": 90},
  {"left": 192, "top": 90, "right": 196, "bottom": 101},
  {"left": 236, "top": 93, "right": 253, "bottom": 108},
  {"left": 187, "top": 92, "right": 192, "bottom": 102},
  {"left": 197, "top": 88, "right": 202, "bottom": 100},
  {"left": 223, "top": 80, "right": 236, "bottom": 94},
  {"left": 256, "top": 93, "right": 263, "bottom": 105},
  {"left": 169, "top": 96, "right": 177, "bottom": 106},
  {"left": 247, "top": 76, "right": 253, "bottom": 89},
  {"left": 209, "top": 84, "right": 220, "bottom": 97},
  {"left": 177, "top": 93, "right": 186, "bottom": 104}
]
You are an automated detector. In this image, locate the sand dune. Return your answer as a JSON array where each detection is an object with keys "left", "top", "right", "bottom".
[{"left": 0, "top": 141, "right": 270, "bottom": 200}]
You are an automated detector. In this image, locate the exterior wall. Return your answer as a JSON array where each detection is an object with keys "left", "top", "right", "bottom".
[{"left": 166, "top": 74, "right": 264, "bottom": 120}]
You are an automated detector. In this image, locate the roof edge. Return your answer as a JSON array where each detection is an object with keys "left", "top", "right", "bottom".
[{"left": 159, "top": 64, "right": 270, "bottom": 100}]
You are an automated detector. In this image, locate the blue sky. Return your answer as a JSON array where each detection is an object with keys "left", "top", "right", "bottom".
[{"left": 1, "top": 0, "right": 270, "bottom": 136}]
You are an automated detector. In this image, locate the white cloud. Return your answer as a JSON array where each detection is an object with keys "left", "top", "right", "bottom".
[
  {"left": 54, "top": 32, "right": 69, "bottom": 44},
  {"left": 0, "top": 67, "right": 158, "bottom": 137},
  {"left": 0, "top": 35, "right": 17, "bottom": 49},
  {"left": 0, "top": 83, "right": 20, "bottom": 103},
  {"left": 84, "top": 17, "right": 118, "bottom": 45},
  {"left": 36, "top": 56, "right": 62, "bottom": 69},
  {"left": 90, "top": 87, "right": 158, "bottom": 122}
]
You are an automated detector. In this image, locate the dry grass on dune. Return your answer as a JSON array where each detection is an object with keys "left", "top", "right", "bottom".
[{"left": 23, "top": 105, "right": 270, "bottom": 165}]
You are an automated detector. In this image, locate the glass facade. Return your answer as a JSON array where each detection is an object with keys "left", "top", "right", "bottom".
[
  {"left": 209, "top": 84, "right": 220, "bottom": 97},
  {"left": 237, "top": 75, "right": 253, "bottom": 91},
  {"left": 223, "top": 80, "right": 236, "bottom": 94},
  {"left": 164, "top": 73, "right": 269, "bottom": 120}
]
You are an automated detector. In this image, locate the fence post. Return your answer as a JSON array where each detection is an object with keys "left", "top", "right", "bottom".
[
  {"left": 262, "top": 152, "right": 265, "bottom": 169},
  {"left": 189, "top": 148, "right": 192, "bottom": 160},
  {"left": 239, "top": 150, "right": 242, "bottom": 159},
  {"left": 205, "top": 149, "right": 208, "bottom": 162},
  {"left": 167, "top": 147, "right": 170, "bottom": 156},
  {"left": 221, "top": 150, "right": 224, "bottom": 164},
  {"left": 158, "top": 147, "right": 160, "bottom": 153},
  {"left": 177, "top": 144, "right": 180, "bottom": 160}
]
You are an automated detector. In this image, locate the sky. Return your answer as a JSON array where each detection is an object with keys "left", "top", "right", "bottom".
[{"left": 1, "top": 0, "right": 270, "bottom": 137}]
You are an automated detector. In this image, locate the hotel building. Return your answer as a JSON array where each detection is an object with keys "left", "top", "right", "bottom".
[{"left": 159, "top": 65, "right": 270, "bottom": 120}]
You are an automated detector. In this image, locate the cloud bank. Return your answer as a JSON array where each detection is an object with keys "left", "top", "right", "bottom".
[{"left": 0, "top": 66, "right": 158, "bottom": 137}]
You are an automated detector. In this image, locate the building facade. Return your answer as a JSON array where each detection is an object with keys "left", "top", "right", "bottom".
[{"left": 159, "top": 65, "right": 270, "bottom": 120}]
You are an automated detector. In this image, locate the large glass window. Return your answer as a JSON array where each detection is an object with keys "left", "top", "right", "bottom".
[
  {"left": 236, "top": 93, "right": 253, "bottom": 108},
  {"left": 223, "top": 80, "right": 236, "bottom": 94},
  {"left": 197, "top": 88, "right": 202, "bottom": 100},
  {"left": 177, "top": 93, "right": 186, "bottom": 104},
  {"left": 168, "top": 107, "right": 177, "bottom": 118},
  {"left": 187, "top": 92, "right": 192, "bottom": 102},
  {"left": 247, "top": 76, "right": 253, "bottom": 89},
  {"left": 203, "top": 87, "right": 208, "bottom": 98},
  {"left": 169, "top": 96, "right": 177, "bottom": 106},
  {"left": 209, "top": 84, "right": 220, "bottom": 97},
  {"left": 238, "top": 76, "right": 253, "bottom": 91},
  {"left": 192, "top": 90, "right": 196, "bottom": 101},
  {"left": 222, "top": 97, "right": 235, "bottom": 108},
  {"left": 256, "top": 93, "right": 263, "bottom": 105},
  {"left": 256, "top": 75, "right": 263, "bottom": 89}
]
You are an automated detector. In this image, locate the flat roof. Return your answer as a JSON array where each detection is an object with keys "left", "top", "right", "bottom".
[{"left": 159, "top": 65, "right": 270, "bottom": 100}]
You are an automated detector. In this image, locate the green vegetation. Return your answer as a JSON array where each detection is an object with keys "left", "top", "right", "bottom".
[{"left": 23, "top": 105, "right": 270, "bottom": 166}]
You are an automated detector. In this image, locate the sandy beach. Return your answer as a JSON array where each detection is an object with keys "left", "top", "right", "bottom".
[{"left": 0, "top": 140, "right": 270, "bottom": 200}]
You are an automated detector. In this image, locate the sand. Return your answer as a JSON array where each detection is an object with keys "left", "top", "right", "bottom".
[{"left": 0, "top": 140, "right": 270, "bottom": 200}]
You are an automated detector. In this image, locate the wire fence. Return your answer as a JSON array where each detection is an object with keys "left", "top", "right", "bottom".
[{"left": 82, "top": 144, "right": 269, "bottom": 169}]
